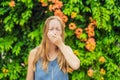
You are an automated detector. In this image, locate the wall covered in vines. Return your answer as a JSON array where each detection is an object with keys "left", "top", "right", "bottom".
[{"left": 0, "top": 0, "right": 120, "bottom": 80}]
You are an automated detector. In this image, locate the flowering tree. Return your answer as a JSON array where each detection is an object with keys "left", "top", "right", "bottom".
[{"left": 0, "top": 0, "right": 120, "bottom": 80}]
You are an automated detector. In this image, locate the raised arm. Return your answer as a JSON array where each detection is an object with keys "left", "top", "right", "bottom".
[
  {"left": 58, "top": 43, "right": 80, "bottom": 70},
  {"left": 47, "top": 32, "right": 80, "bottom": 70}
]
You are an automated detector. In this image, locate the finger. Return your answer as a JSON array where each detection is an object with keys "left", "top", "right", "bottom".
[{"left": 50, "top": 32, "right": 57, "bottom": 37}]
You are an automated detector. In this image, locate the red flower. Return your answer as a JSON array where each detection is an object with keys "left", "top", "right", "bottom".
[
  {"left": 54, "top": 9, "right": 63, "bottom": 18},
  {"left": 85, "top": 38, "right": 96, "bottom": 51},
  {"left": 9, "top": 0, "right": 15, "bottom": 7},
  {"left": 87, "top": 69, "right": 93, "bottom": 77},
  {"left": 49, "top": 4, "right": 53, "bottom": 12},
  {"left": 69, "top": 23, "right": 76, "bottom": 30},
  {"left": 62, "top": 15, "right": 68, "bottom": 23},
  {"left": 42, "top": 2, "right": 48, "bottom": 7},
  {"left": 75, "top": 28, "right": 83, "bottom": 39},
  {"left": 99, "top": 56, "right": 105, "bottom": 63}
]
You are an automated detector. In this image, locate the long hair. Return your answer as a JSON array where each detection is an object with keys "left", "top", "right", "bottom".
[{"left": 33, "top": 16, "right": 68, "bottom": 73}]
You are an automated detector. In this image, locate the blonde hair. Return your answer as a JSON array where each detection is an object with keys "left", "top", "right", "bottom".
[{"left": 33, "top": 16, "right": 68, "bottom": 73}]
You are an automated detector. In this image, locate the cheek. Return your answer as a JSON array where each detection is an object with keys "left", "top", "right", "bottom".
[
  {"left": 47, "top": 31, "right": 51, "bottom": 37},
  {"left": 56, "top": 31, "right": 62, "bottom": 36},
  {"left": 48, "top": 30, "right": 53, "bottom": 34},
  {"left": 60, "top": 31, "right": 62, "bottom": 35}
]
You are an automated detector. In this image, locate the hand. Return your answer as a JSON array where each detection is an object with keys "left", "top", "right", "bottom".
[{"left": 47, "top": 31, "right": 63, "bottom": 46}]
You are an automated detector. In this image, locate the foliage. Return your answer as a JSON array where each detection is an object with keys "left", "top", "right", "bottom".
[{"left": 0, "top": 0, "right": 120, "bottom": 80}]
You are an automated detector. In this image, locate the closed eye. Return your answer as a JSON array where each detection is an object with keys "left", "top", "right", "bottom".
[
  {"left": 56, "top": 28, "right": 60, "bottom": 31},
  {"left": 49, "top": 28, "right": 53, "bottom": 30}
]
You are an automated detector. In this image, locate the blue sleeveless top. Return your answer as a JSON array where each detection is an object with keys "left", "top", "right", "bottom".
[{"left": 35, "top": 58, "right": 68, "bottom": 80}]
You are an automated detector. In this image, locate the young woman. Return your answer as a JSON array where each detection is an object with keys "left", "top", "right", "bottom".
[{"left": 26, "top": 16, "right": 80, "bottom": 80}]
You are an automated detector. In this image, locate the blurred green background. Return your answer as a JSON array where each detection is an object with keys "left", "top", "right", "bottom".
[{"left": 0, "top": 0, "right": 120, "bottom": 80}]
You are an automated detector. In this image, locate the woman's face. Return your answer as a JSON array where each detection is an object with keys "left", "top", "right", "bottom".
[{"left": 48, "top": 19, "right": 62, "bottom": 36}]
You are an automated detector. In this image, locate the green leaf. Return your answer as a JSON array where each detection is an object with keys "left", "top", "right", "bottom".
[
  {"left": 0, "top": 8, "right": 9, "bottom": 15},
  {"left": 12, "top": 42, "right": 24, "bottom": 56},
  {"left": 28, "top": 29, "right": 40, "bottom": 40}
]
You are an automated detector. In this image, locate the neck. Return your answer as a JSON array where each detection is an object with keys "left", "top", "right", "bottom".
[
  {"left": 48, "top": 40, "right": 57, "bottom": 51},
  {"left": 48, "top": 42, "right": 58, "bottom": 61}
]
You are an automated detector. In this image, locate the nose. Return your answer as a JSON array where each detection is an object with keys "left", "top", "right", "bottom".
[{"left": 53, "top": 29, "right": 57, "bottom": 34}]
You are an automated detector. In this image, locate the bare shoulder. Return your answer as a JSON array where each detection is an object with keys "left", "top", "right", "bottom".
[
  {"left": 30, "top": 47, "right": 38, "bottom": 55},
  {"left": 30, "top": 47, "right": 38, "bottom": 56},
  {"left": 28, "top": 46, "right": 39, "bottom": 61}
]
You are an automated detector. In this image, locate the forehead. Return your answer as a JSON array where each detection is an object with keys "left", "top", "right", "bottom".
[{"left": 49, "top": 19, "right": 61, "bottom": 28}]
